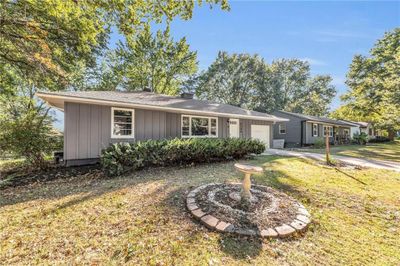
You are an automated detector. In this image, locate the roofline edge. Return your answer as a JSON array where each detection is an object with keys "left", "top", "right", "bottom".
[{"left": 36, "top": 92, "right": 289, "bottom": 122}]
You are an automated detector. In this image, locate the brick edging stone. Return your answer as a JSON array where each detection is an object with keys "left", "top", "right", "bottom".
[{"left": 187, "top": 183, "right": 311, "bottom": 238}]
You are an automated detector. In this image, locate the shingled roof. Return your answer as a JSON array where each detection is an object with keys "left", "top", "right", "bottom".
[
  {"left": 274, "top": 110, "right": 357, "bottom": 127},
  {"left": 37, "top": 91, "right": 287, "bottom": 122}
]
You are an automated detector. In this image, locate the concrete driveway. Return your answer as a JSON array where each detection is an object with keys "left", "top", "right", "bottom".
[{"left": 263, "top": 149, "right": 400, "bottom": 173}]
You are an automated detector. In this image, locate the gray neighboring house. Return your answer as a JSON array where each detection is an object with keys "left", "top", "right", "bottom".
[
  {"left": 272, "top": 110, "right": 359, "bottom": 147},
  {"left": 37, "top": 91, "right": 287, "bottom": 166}
]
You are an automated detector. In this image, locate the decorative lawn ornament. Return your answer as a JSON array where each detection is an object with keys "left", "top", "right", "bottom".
[{"left": 234, "top": 163, "right": 263, "bottom": 205}]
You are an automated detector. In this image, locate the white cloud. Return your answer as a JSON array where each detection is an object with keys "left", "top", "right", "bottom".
[
  {"left": 315, "top": 30, "right": 369, "bottom": 39},
  {"left": 300, "top": 57, "right": 327, "bottom": 66}
]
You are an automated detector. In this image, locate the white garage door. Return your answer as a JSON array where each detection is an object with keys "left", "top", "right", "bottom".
[{"left": 251, "top": 125, "right": 270, "bottom": 149}]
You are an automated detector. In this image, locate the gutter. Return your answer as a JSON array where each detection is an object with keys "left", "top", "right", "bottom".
[{"left": 36, "top": 92, "right": 289, "bottom": 123}]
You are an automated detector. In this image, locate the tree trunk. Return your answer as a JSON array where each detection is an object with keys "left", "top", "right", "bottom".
[{"left": 388, "top": 130, "right": 396, "bottom": 141}]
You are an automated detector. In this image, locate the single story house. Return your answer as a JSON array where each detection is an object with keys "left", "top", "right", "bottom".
[
  {"left": 338, "top": 120, "right": 381, "bottom": 139},
  {"left": 338, "top": 120, "right": 361, "bottom": 138},
  {"left": 37, "top": 91, "right": 287, "bottom": 166},
  {"left": 272, "top": 110, "right": 359, "bottom": 147},
  {"left": 351, "top": 121, "right": 380, "bottom": 139}
]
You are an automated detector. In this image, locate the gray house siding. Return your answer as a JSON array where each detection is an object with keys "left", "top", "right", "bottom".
[
  {"left": 165, "top": 112, "right": 181, "bottom": 138},
  {"left": 64, "top": 102, "right": 273, "bottom": 165},
  {"left": 272, "top": 111, "right": 303, "bottom": 147},
  {"left": 305, "top": 122, "right": 325, "bottom": 144},
  {"left": 240, "top": 119, "right": 273, "bottom": 148}
]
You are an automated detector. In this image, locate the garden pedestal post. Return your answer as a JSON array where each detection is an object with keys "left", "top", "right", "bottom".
[
  {"left": 241, "top": 172, "right": 252, "bottom": 202},
  {"left": 234, "top": 163, "right": 264, "bottom": 204}
]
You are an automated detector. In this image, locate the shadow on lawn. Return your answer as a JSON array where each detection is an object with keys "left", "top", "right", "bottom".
[
  {"left": 161, "top": 156, "right": 310, "bottom": 260},
  {"left": 0, "top": 165, "right": 179, "bottom": 208}
]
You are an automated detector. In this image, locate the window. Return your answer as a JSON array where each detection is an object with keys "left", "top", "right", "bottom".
[
  {"left": 181, "top": 115, "right": 218, "bottom": 137},
  {"left": 312, "top": 124, "right": 318, "bottom": 137},
  {"left": 343, "top": 129, "right": 350, "bottom": 136},
  {"left": 323, "top": 126, "right": 333, "bottom": 137},
  {"left": 279, "top": 123, "right": 286, "bottom": 134},
  {"left": 111, "top": 107, "right": 134, "bottom": 138}
]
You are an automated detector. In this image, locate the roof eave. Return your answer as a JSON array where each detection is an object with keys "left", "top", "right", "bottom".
[{"left": 36, "top": 92, "right": 287, "bottom": 122}]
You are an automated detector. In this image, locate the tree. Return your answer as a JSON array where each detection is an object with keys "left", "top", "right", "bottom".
[
  {"left": 0, "top": 0, "right": 228, "bottom": 90},
  {"left": 0, "top": 0, "right": 228, "bottom": 167},
  {"left": 0, "top": 84, "right": 61, "bottom": 167},
  {"left": 116, "top": 26, "right": 198, "bottom": 95},
  {"left": 289, "top": 75, "right": 336, "bottom": 116},
  {"left": 268, "top": 59, "right": 310, "bottom": 111},
  {"left": 194, "top": 53, "right": 336, "bottom": 115},
  {"left": 333, "top": 28, "right": 400, "bottom": 139},
  {"left": 195, "top": 52, "right": 267, "bottom": 109}
]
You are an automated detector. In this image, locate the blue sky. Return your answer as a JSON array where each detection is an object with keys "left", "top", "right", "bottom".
[
  {"left": 164, "top": 0, "right": 399, "bottom": 109},
  {"left": 54, "top": 1, "right": 400, "bottom": 130}
]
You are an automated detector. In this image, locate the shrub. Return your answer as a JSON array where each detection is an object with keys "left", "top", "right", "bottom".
[
  {"left": 101, "top": 138, "right": 265, "bottom": 176},
  {"left": 353, "top": 132, "right": 368, "bottom": 145},
  {"left": 368, "top": 136, "right": 391, "bottom": 143},
  {"left": 313, "top": 137, "right": 325, "bottom": 149}
]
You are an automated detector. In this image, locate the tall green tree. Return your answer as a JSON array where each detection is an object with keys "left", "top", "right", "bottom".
[
  {"left": 0, "top": 83, "right": 61, "bottom": 167},
  {"left": 194, "top": 52, "right": 336, "bottom": 115},
  {"left": 332, "top": 28, "right": 400, "bottom": 139},
  {"left": 116, "top": 26, "right": 198, "bottom": 95},
  {"left": 195, "top": 52, "right": 267, "bottom": 109},
  {"left": 289, "top": 75, "right": 336, "bottom": 116},
  {"left": 0, "top": 0, "right": 228, "bottom": 167},
  {"left": 0, "top": 0, "right": 228, "bottom": 90}
]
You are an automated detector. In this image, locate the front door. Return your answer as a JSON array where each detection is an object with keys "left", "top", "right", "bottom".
[
  {"left": 229, "top": 119, "right": 240, "bottom": 138},
  {"left": 251, "top": 125, "right": 270, "bottom": 149}
]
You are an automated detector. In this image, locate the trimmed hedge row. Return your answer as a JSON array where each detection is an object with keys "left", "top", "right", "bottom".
[{"left": 101, "top": 138, "right": 265, "bottom": 176}]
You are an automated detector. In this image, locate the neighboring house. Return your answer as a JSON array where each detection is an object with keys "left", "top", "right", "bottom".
[
  {"left": 272, "top": 110, "right": 357, "bottom": 147},
  {"left": 338, "top": 119, "right": 361, "bottom": 137},
  {"left": 37, "top": 91, "right": 287, "bottom": 166},
  {"left": 352, "top": 122, "right": 379, "bottom": 139}
]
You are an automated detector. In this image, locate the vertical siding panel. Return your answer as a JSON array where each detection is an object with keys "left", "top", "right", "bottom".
[
  {"left": 66, "top": 102, "right": 79, "bottom": 160},
  {"left": 136, "top": 109, "right": 144, "bottom": 140},
  {"left": 153, "top": 111, "right": 160, "bottom": 139},
  {"left": 66, "top": 102, "right": 78, "bottom": 160},
  {"left": 144, "top": 110, "right": 152, "bottom": 139},
  {"left": 90, "top": 105, "right": 100, "bottom": 158},
  {"left": 78, "top": 104, "right": 89, "bottom": 159},
  {"left": 160, "top": 111, "right": 166, "bottom": 139},
  {"left": 218, "top": 117, "right": 223, "bottom": 138},
  {"left": 101, "top": 106, "right": 110, "bottom": 149},
  {"left": 166, "top": 112, "right": 172, "bottom": 138}
]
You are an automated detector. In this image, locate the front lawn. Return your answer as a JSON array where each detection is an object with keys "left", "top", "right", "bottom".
[
  {"left": 293, "top": 140, "right": 400, "bottom": 163},
  {"left": 1, "top": 156, "right": 399, "bottom": 265}
]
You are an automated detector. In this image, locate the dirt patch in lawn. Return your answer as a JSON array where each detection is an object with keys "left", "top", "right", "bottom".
[{"left": 0, "top": 164, "right": 103, "bottom": 190}]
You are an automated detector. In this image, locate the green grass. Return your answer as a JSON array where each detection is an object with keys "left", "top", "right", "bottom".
[
  {"left": 0, "top": 158, "right": 27, "bottom": 172},
  {"left": 1, "top": 156, "right": 399, "bottom": 265},
  {"left": 293, "top": 140, "right": 400, "bottom": 162}
]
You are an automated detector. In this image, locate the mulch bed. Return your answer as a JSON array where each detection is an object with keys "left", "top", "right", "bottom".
[
  {"left": 195, "top": 183, "right": 299, "bottom": 230},
  {"left": 0, "top": 164, "right": 103, "bottom": 190}
]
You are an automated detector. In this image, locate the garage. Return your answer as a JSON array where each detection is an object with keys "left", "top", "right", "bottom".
[{"left": 251, "top": 124, "right": 270, "bottom": 149}]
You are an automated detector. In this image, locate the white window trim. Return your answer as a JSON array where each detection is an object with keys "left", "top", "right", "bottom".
[
  {"left": 181, "top": 115, "right": 218, "bottom": 138},
  {"left": 111, "top": 107, "right": 135, "bottom": 139},
  {"left": 312, "top": 124, "right": 318, "bottom": 137},
  {"left": 279, "top": 123, "right": 286, "bottom": 134}
]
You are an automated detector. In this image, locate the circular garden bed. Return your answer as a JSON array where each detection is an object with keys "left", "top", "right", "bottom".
[{"left": 187, "top": 183, "right": 311, "bottom": 238}]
